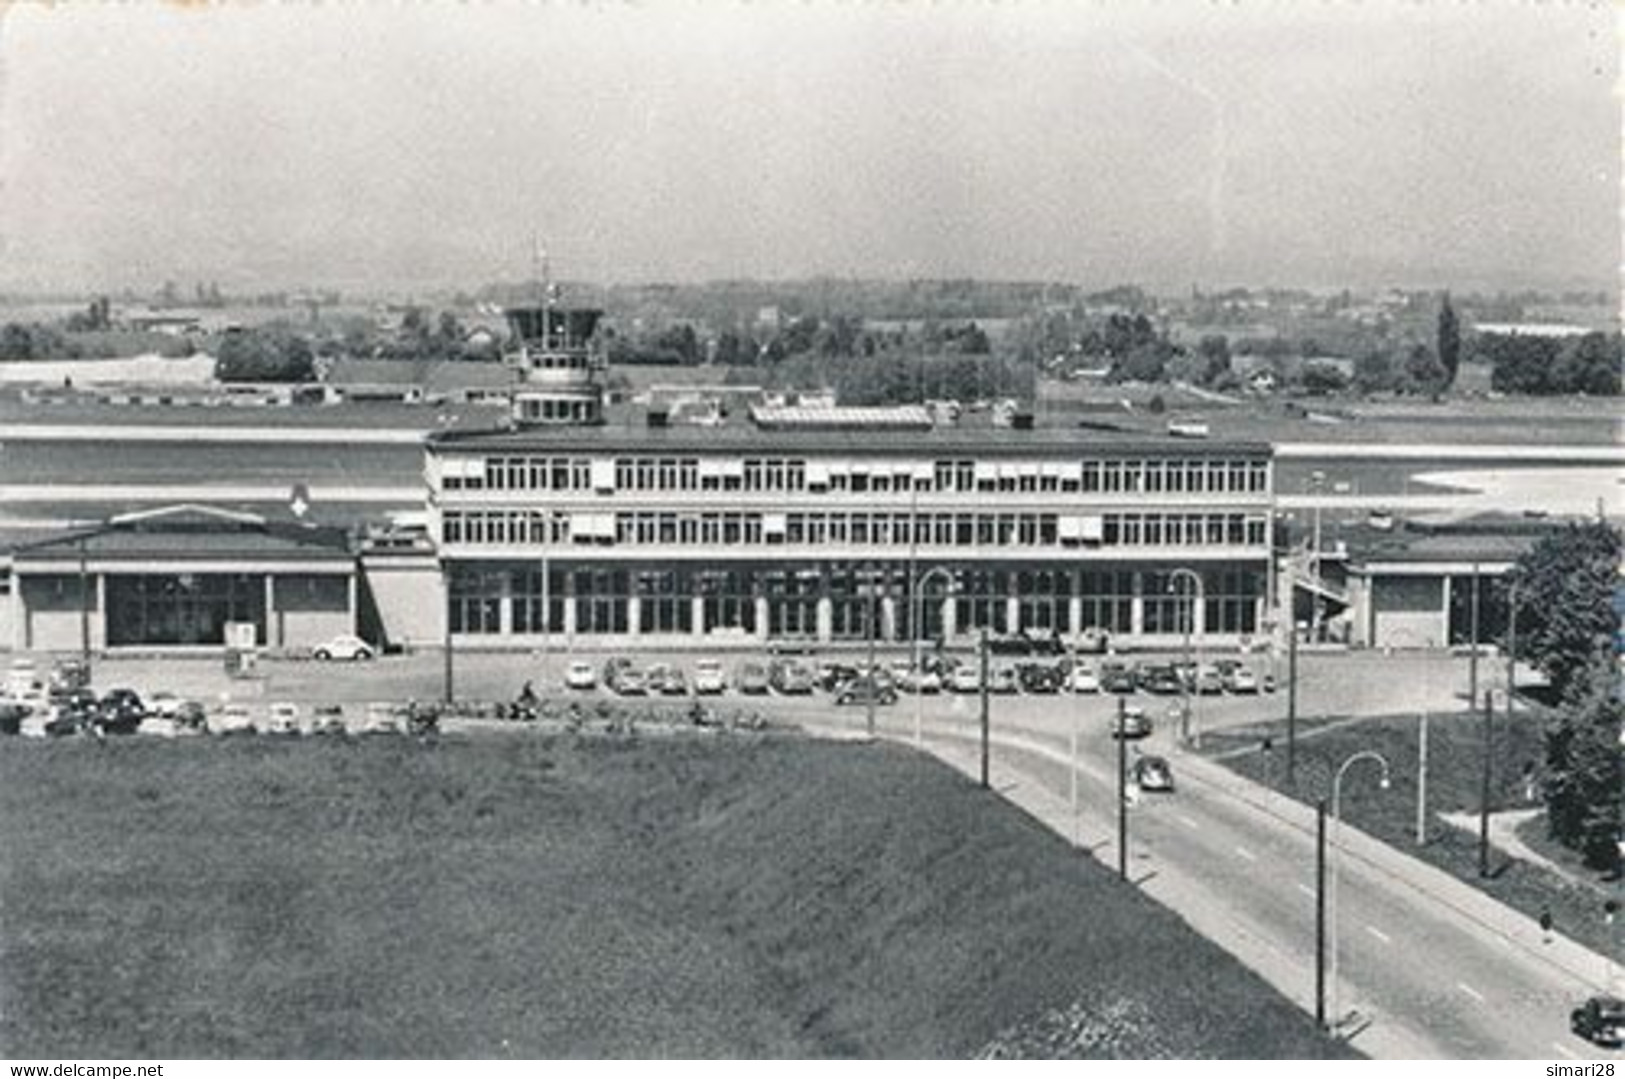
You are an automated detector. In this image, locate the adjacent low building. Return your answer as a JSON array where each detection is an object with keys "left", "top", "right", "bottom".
[{"left": 1, "top": 505, "right": 359, "bottom": 653}]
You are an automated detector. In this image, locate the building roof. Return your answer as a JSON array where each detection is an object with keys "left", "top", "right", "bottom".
[
  {"left": 9, "top": 504, "right": 353, "bottom": 563},
  {"left": 427, "top": 412, "right": 1272, "bottom": 457},
  {"left": 322, "top": 358, "right": 514, "bottom": 391},
  {"left": 1344, "top": 511, "right": 1574, "bottom": 566}
]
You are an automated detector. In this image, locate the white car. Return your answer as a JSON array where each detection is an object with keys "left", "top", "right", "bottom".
[
  {"left": 1068, "top": 664, "right": 1101, "bottom": 693},
  {"left": 214, "top": 704, "right": 257, "bottom": 736},
  {"left": 361, "top": 702, "right": 403, "bottom": 735},
  {"left": 148, "top": 691, "right": 183, "bottom": 718},
  {"left": 950, "top": 667, "right": 982, "bottom": 693},
  {"left": 692, "top": 659, "right": 727, "bottom": 695},
  {"left": 1224, "top": 667, "right": 1260, "bottom": 694},
  {"left": 565, "top": 661, "right": 598, "bottom": 690},
  {"left": 312, "top": 634, "right": 375, "bottom": 661},
  {"left": 267, "top": 702, "right": 302, "bottom": 735}
]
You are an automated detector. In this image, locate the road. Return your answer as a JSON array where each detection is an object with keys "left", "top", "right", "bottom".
[{"left": 806, "top": 704, "right": 1620, "bottom": 1060}]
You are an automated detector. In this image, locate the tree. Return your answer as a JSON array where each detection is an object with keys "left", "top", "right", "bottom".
[
  {"left": 1483, "top": 333, "right": 1561, "bottom": 394},
  {"left": 1436, "top": 292, "right": 1461, "bottom": 388},
  {"left": 1551, "top": 332, "right": 1621, "bottom": 396},
  {"left": 1300, "top": 363, "right": 1349, "bottom": 395},
  {"left": 1353, "top": 348, "right": 1398, "bottom": 395},
  {"left": 1403, "top": 343, "right": 1446, "bottom": 396},
  {"left": 1506, "top": 520, "right": 1621, "bottom": 700},
  {"left": 1542, "top": 648, "right": 1624, "bottom": 870},
  {"left": 215, "top": 327, "right": 314, "bottom": 382},
  {"left": 1196, "top": 335, "right": 1231, "bottom": 385}
]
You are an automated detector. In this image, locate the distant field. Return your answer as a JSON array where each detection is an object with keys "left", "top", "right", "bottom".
[{"left": 0, "top": 734, "right": 1349, "bottom": 1059}]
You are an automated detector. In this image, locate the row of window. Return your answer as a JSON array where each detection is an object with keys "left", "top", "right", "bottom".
[
  {"left": 440, "top": 510, "right": 1269, "bottom": 549},
  {"left": 445, "top": 566, "right": 1263, "bottom": 636},
  {"left": 440, "top": 454, "right": 1271, "bottom": 495}
]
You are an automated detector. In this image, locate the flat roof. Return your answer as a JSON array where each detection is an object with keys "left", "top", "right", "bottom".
[
  {"left": 9, "top": 505, "right": 353, "bottom": 563},
  {"left": 427, "top": 416, "right": 1273, "bottom": 457}
]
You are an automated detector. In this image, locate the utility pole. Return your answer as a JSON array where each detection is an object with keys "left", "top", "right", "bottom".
[
  {"left": 1506, "top": 578, "right": 1518, "bottom": 716},
  {"left": 1468, "top": 562, "right": 1480, "bottom": 706},
  {"left": 978, "top": 627, "right": 990, "bottom": 789},
  {"left": 1416, "top": 711, "right": 1429, "bottom": 846},
  {"left": 1287, "top": 620, "right": 1299, "bottom": 786},
  {"left": 866, "top": 561, "right": 878, "bottom": 741},
  {"left": 1117, "top": 695, "right": 1128, "bottom": 880},
  {"left": 1479, "top": 689, "right": 1493, "bottom": 878},
  {"left": 1316, "top": 798, "right": 1328, "bottom": 1030},
  {"left": 442, "top": 569, "right": 455, "bottom": 705},
  {"left": 77, "top": 534, "right": 92, "bottom": 680}
]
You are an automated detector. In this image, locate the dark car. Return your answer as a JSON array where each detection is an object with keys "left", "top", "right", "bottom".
[
  {"left": 1133, "top": 755, "right": 1175, "bottom": 792},
  {"left": 1111, "top": 707, "right": 1152, "bottom": 740},
  {"left": 96, "top": 688, "right": 147, "bottom": 734},
  {"left": 1571, "top": 995, "right": 1625, "bottom": 1048},
  {"left": 834, "top": 677, "right": 897, "bottom": 707},
  {"left": 737, "top": 662, "right": 772, "bottom": 695},
  {"left": 1017, "top": 663, "right": 1064, "bottom": 694},
  {"left": 1100, "top": 663, "right": 1138, "bottom": 695},
  {"left": 1140, "top": 665, "right": 1184, "bottom": 695},
  {"left": 817, "top": 663, "right": 860, "bottom": 693}
]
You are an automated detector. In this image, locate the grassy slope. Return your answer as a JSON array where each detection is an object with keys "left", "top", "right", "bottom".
[
  {"left": 0, "top": 735, "right": 1350, "bottom": 1059},
  {"left": 1206, "top": 711, "right": 1616, "bottom": 956}
]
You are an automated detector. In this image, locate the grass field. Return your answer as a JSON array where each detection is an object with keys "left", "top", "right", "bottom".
[
  {"left": 1205, "top": 709, "right": 1619, "bottom": 957},
  {"left": 0, "top": 733, "right": 1350, "bottom": 1059}
]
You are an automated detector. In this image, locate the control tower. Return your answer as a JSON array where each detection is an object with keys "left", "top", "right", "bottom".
[{"left": 502, "top": 304, "right": 605, "bottom": 426}]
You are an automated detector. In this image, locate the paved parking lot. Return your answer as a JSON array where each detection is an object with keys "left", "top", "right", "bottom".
[{"left": 32, "top": 645, "right": 1495, "bottom": 735}]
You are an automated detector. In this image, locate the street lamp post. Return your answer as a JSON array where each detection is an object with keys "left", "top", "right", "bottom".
[
  {"left": 1329, "top": 749, "right": 1392, "bottom": 1030},
  {"left": 912, "top": 565, "right": 955, "bottom": 748},
  {"left": 1309, "top": 470, "right": 1326, "bottom": 643},
  {"left": 1168, "top": 568, "right": 1203, "bottom": 747}
]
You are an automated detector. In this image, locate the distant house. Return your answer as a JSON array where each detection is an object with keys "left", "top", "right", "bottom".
[
  {"left": 123, "top": 309, "right": 205, "bottom": 336},
  {"left": 317, "top": 358, "right": 515, "bottom": 404},
  {"left": 1472, "top": 322, "right": 1593, "bottom": 339}
]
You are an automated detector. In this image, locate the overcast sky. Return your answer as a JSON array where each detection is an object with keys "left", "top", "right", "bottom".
[{"left": 0, "top": 1, "right": 1617, "bottom": 294}]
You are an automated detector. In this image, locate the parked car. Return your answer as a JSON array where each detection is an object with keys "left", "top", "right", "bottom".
[
  {"left": 1141, "top": 665, "right": 1184, "bottom": 696},
  {"left": 1570, "top": 995, "right": 1625, "bottom": 1048},
  {"left": 1101, "top": 662, "right": 1138, "bottom": 695},
  {"left": 611, "top": 666, "right": 649, "bottom": 696},
  {"left": 267, "top": 702, "right": 302, "bottom": 735},
  {"left": 692, "top": 659, "right": 727, "bottom": 695},
  {"left": 1067, "top": 663, "right": 1101, "bottom": 693},
  {"left": 147, "top": 691, "right": 183, "bottom": 718},
  {"left": 174, "top": 699, "right": 209, "bottom": 735},
  {"left": 49, "top": 658, "right": 91, "bottom": 695},
  {"left": 0, "top": 702, "right": 27, "bottom": 736},
  {"left": 311, "top": 704, "right": 347, "bottom": 736},
  {"left": 1111, "top": 706, "right": 1152, "bottom": 739},
  {"left": 949, "top": 665, "right": 983, "bottom": 693},
  {"left": 1017, "top": 663, "right": 1064, "bottom": 694},
  {"left": 312, "top": 634, "right": 375, "bottom": 661},
  {"left": 214, "top": 704, "right": 257, "bottom": 736},
  {"left": 898, "top": 665, "right": 943, "bottom": 694},
  {"left": 1133, "top": 755, "right": 1175, "bottom": 792},
  {"left": 1223, "top": 666, "right": 1260, "bottom": 694},
  {"left": 737, "top": 662, "right": 771, "bottom": 695},
  {"left": 771, "top": 660, "right": 817, "bottom": 695},
  {"left": 834, "top": 677, "right": 898, "bottom": 706},
  {"left": 45, "top": 708, "right": 92, "bottom": 737},
  {"left": 96, "top": 688, "right": 147, "bottom": 734},
  {"left": 1194, "top": 664, "right": 1225, "bottom": 695},
  {"left": 817, "top": 662, "right": 859, "bottom": 693},
  {"left": 565, "top": 661, "right": 597, "bottom": 690},
  {"left": 361, "top": 702, "right": 404, "bottom": 735},
  {"left": 650, "top": 664, "right": 688, "bottom": 696},
  {"left": 1072, "top": 627, "right": 1111, "bottom": 654},
  {"left": 989, "top": 665, "right": 1020, "bottom": 694}
]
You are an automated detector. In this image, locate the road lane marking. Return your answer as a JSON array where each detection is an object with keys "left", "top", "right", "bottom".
[
  {"left": 1364, "top": 925, "right": 1391, "bottom": 944},
  {"left": 1296, "top": 883, "right": 1315, "bottom": 897},
  {"left": 1177, "top": 814, "right": 1199, "bottom": 830},
  {"left": 1550, "top": 1042, "right": 1578, "bottom": 1059},
  {"left": 1234, "top": 846, "right": 1257, "bottom": 863},
  {"left": 1456, "top": 982, "right": 1485, "bottom": 1003}
]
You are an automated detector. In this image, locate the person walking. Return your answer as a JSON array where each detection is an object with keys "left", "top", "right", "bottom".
[{"left": 1539, "top": 905, "right": 1554, "bottom": 945}]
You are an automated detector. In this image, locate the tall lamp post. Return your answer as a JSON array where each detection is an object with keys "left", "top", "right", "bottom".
[
  {"left": 912, "top": 565, "right": 955, "bottom": 748},
  {"left": 1328, "top": 749, "right": 1392, "bottom": 1029},
  {"left": 1168, "top": 568, "right": 1204, "bottom": 747},
  {"left": 1308, "top": 470, "right": 1326, "bottom": 643}
]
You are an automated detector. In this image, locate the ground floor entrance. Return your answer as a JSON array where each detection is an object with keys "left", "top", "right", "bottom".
[{"left": 444, "top": 558, "right": 1268, "bottom": 648}]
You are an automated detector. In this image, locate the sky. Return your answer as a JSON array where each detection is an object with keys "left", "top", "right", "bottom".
[{"left": 0, "top": 1, "right": 1618, "bottom": 295}]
